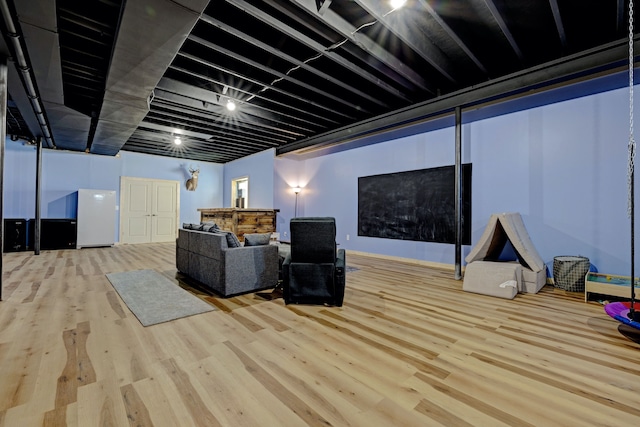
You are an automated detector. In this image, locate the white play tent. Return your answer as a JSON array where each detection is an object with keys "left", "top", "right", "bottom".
[{"left": 463, "top": 212, "right": 546, "bottom": 298}]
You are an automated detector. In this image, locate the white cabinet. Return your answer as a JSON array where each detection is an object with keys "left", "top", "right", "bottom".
[{"left": 77, "top": 189, "right": 116, "bottom": 248}]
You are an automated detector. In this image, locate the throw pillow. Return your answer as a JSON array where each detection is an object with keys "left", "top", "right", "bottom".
[
  {"left": 244, "top": 233, "right": 271, "bottom": 246},
  {"left": 182, "top": 223, "right": 199, "bottom": 230},
  {"left": 225, "top": 232, "right": 242, "bottom": 248},
  {"left": 199, "top": 222, "right": 219, "bottom": 232}
]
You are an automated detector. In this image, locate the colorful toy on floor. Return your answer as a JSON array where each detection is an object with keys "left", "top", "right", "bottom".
[{"left": 604, "top": 301, "right": 640, "bottom": 344}]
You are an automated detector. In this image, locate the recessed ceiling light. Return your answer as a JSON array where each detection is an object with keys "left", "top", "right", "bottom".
[{"left": 226, "top": 99, "right": 236, "bottom": 111}]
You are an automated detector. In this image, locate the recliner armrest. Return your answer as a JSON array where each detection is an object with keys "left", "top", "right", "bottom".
[{"left": 335, "top": 249, "right": 345, "bottom": 274}]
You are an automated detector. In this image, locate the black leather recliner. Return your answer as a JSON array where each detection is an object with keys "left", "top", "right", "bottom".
[{"left": 282, "top": 217, "right": 346, "bottom": 306}]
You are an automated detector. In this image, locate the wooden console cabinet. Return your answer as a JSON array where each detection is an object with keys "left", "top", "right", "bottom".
[{"left": 197, "top": 208, "right": 279, "bottom": 242}]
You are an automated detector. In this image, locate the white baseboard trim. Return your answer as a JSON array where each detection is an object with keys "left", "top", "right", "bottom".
[
  {"left": 345, "top": 250, "right": 462, "bottom": 272},
  {"left": 346, "top": 251, "right": 555, "bottom": 283}
]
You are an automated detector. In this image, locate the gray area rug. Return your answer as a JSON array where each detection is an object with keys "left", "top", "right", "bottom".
[{"left": 106, "top": 269, "right": 215, "bottom": 326}]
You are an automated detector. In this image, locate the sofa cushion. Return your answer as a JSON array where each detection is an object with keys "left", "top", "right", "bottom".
[
  {"left": 244, "top": 233, "right": 271, "bottom": 246},
  {"left": 225, "top": 232, "right": 242, "bottom": 248},
  {"left": 463, "top": 261, "right": 520, "bottom": 299}
]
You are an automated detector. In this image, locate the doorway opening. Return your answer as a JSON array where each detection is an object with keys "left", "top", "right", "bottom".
[{"left": 231, "top": 176, "right": 249, "bottom": 208}]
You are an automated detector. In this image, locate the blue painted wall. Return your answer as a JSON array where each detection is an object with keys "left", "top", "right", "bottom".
[
  {"left": 3, "top": 144, "right": 224, "bottom": 242},
  {"left": 4, "top": 70, "right": 637, "bottom": 276},
  {"left": 272, "top": 73, "right": 639, "bottom": 276},
  {"left": 273, "top": 156, "right": 304, "bottom": 240},
  {"left": 222, "top": 148, "right": 275, "bottom": 208}
]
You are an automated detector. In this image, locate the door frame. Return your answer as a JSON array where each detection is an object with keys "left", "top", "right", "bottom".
[{"left": 119, "top": 176, "right": 180, "bottom": 244}]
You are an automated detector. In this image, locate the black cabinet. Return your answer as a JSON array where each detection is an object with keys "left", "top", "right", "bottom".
[
  {"left": 3, "top": 218, "right": 28, "bottom": 252},
  {"left": 28, "top": 219, "right": 77, "bottom": 250}
]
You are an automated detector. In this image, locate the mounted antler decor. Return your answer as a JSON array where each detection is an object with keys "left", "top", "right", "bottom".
[{"left": 186, "top": 166, "right": 200, "bottom": 191}]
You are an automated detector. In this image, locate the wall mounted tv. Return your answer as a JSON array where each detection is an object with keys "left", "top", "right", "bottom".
[{"left": 358, "top": 164, "right": 472, "bottom": 244}]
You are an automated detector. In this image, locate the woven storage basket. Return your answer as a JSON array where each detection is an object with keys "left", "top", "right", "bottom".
[{"left": 553, "top": 256, "right": 590, "bottom": 292}]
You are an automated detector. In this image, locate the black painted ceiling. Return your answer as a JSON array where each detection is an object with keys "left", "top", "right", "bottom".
[{"left": 1, "top": 0, "right": 638, "bottom": 163}]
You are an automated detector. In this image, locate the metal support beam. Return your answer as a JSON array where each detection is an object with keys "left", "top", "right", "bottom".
[
  {"left": 454, "top": 106, "right": 462, "bottom": 280},
  {"left": 0, "top": 56, "right": 7, "bottom": 299},
  {"left": 34, "top": 136, "right": 42, "bottom": 255}
]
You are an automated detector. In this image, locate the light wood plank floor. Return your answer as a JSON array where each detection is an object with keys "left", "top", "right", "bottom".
[{"left": 0, "top": 243, "right": 638, "bottom": 426}]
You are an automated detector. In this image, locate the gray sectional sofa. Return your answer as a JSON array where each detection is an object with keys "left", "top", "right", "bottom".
[{"left": 176, "top": 228, "right": 279, "bottom": 297}]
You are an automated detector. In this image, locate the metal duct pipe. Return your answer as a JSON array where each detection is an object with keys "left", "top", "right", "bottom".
[{"left": 0, "top": 0, "right": 55, "bottom": 147}]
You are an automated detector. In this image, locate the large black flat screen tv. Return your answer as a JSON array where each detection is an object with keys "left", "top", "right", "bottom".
[{"left": 358, "top": 164, "right": 471, "bottom": 244}]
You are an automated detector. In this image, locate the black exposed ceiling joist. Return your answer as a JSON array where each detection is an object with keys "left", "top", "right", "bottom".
[
  {"left": 177, "top": 51, "right": 357, "bottom": 121},
  {"left": 199, "top": 13, "right": 388, "bottom": 108},
  {"left": 8, "top": 0, "right": 635, "bottom": 165},
  {"left": 169, "top": 64, "right": 345, "bottom": 126},
  {"left": 315, "top": 0, "right": 331, "bottom": 15},
  {"left": 126, "top": 140, "right": 251, "bottom": 161},
  {"left": 127, "top": 131, "right": 258, "bottom": 156},
  {"left": 146, "top": 107, "right": 288, "bottom": 146},
  {"left": 617, "top": 0, "right": 626, "bottom": 34},
  {"left": 483, "top": 0, "right": 524, "bottom": 61},
  {"left": 548, "top": 0, "right": 567, "bottom": 50},
  {"left": 62, "top": 58, "right": 102, "bottom": 78},
  {"left": 58, "top": 27, "right": 111, "bottom": 48},
  {"left": 279, "top": 37, "right": 638, "bottom": 155},
  {"left": 150, "top": 98, "right": 301, "bottom": 142},
  {"left": 417, "top": 0, "right": 487, "bottom": 74},
  {"left": 151, "top": 89, "right": 312, "bottom": 136},
  {"left": 224, "top": 0, "right": 412, "bottom": 102},
  {"left": 170, "top": 131, "right": 283, "bottom": 152},
  {"left": 280, "top": 0, "right": 431, "bottom": 93},
  {"left": 135, "top": 121, "right": 277, "bottom": 152},
  {"left": 353, "top": 0, "right": 457, "bottom": 83},
  {"left": 123, "top": 143, "right": 231, "bottom": 162},
  {"left": 186, "top": 35, "right": 373, "bottom": 114},
  {"left": 57, "top": 9, "right": 114, "bottom": 34}
]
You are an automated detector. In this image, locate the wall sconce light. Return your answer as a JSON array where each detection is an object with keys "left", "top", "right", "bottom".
[{"left": 292, "top": 186, "right": 301, "bottom": 217}]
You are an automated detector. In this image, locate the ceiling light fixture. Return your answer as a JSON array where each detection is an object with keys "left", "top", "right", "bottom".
[
  {"left": 390, "top": 0, "right": 407, "bottom": 9},
  {"left": 226, "top": 99, "right": 236, "bottom": 111},
  {"left": 174, "top": 136, "right": 182, "bottom": 145}
]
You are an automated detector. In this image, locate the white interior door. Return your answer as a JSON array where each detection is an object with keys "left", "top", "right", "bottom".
[
  {"left": 151, "top": 181, "right": 178, "bottom": 242},
  {"left": 120, "top": 177, "right": 179, "bottom": 244}
]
